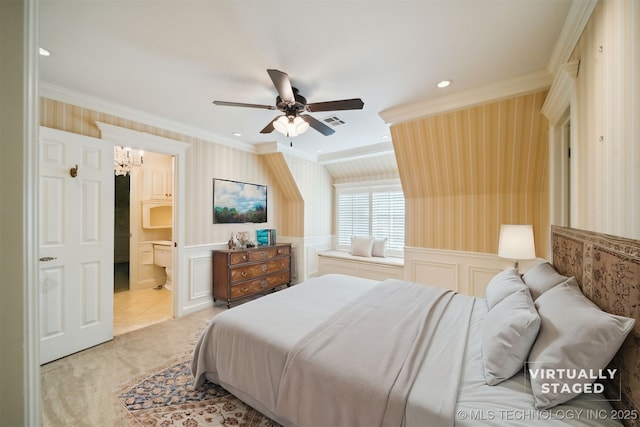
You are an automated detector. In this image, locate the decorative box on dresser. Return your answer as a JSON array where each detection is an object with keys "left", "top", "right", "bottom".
[{"left": 212, "top": 243, "right": 292, "bottom": 308}]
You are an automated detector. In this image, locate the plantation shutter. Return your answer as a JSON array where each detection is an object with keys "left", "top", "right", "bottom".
[
  {"left": 337, "top": 192, "right": 370, "bottom": 246},
  {"left": 371, "top": 191, "right": 405, "bottom": 251},
  {"left": 336, "top": 184, "right": 405, "bottom": 255}
]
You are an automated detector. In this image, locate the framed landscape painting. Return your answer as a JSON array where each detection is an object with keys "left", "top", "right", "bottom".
[{"left": 213, "top": 178, "right": 267, "bottom": 224}]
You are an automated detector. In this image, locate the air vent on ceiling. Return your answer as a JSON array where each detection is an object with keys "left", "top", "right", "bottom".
[{"left": 323, "top": 116, "right": 346, "bottom": 127}]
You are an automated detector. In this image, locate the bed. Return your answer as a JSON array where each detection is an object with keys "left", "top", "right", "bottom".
[{"left": 192, "top": 226, "right": 640, "bottom": 426}]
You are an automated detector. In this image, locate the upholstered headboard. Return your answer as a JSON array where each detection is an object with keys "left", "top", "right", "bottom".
[{"left": 551, "top": 226, "right": 640, "bottom": 426}]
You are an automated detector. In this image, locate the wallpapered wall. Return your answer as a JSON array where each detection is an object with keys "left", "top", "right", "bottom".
[
  {"left": 392, "top": 90, "right": 550, "bottom": 258},
  {"left": 568, "top": 0, "right": 640, "bottom": 240},
  {"left": 39, "top": 97, "right": 285, "bottom": 246},
  {"left": 281, "top": 151, "right": 333, "bottom": 238}
]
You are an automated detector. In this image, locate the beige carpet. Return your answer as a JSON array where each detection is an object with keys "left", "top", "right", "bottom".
[{"left": 41, "top": 306, "right": 225, "bottom": 426}]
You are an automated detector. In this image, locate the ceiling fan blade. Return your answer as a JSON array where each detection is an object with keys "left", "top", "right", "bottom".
[
  {"left": 267, "top": 69, "right": 295, "bottom": 104},
  {"left": 260, "top": 119, "right": 276, "bottom": 134},
  {"left": 213, "top": 100, "right": 276, "bottom": 110},
  {"left": 307, "top": 98, "right": 364, "bottom": 112},
  {"left": 301, "top": 114, "right": 335, "bottom": 136}
]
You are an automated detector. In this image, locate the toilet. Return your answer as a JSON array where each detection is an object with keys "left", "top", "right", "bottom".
[{"left": 152, "top": 241, "right": 173, "bottom": 291}]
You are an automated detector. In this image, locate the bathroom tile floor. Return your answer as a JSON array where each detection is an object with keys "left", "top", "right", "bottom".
[{"left": 113, "top": 287, "right": 173, "bottom": 336}]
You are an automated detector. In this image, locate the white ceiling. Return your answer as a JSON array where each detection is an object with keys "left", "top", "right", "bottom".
[{"left": 39, "top": 0, "right": 572, "bottom": 158}]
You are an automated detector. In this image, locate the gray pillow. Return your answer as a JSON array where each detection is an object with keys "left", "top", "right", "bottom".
[
  {"left": 485, "top": 268, "right": 527, "bottom": 310},
  {"left": 522, "top": 262, "right": 568, "bottom": 300},
  {"left": 528, "top": 279, "right": 635, "bottom": 409},
  {"left": 482, "top": 287, "right": 541, "bottom": 385}
]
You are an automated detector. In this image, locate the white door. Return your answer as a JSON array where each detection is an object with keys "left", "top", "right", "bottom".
[{"left": 39, "top": 127, "right": 114, "bottom": 364}]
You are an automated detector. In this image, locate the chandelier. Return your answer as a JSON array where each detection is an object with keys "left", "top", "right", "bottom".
[
  {"left": 273, "top": 115, "right": 310, "bottom": 137},
  {"left": 114, "top": 146, "right": 144, "bottom": 176}
]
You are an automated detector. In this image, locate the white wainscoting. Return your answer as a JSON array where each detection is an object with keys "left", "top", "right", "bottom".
[
  {"left": 178, "top": 242, "right": 228, "bottom": 316},
  {"left": 279, "top": 235, "right": 332, "bottom": 281},
  {"left": 318, "top": 253, "right": 404, "bottom": 281},
  {"left": 404, "top": 246, "right": 542, "bottom": 297},
  {"left": 178, "top": 237, "right": 333, "bottom": 316}
]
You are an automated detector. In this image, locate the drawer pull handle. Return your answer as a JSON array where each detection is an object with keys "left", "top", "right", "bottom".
[
  {"left": 260, "top": 265, "right": 268, "bottom": 272},
  {"left": 277, "top": 249, "right": 283, "bottom": 254},
  {"left": 241, "top": 271, "right": 248, "bottom": 277},
  {"left": 261, "top": 281, "right": 268, "bottom": 288},
  {"left": 242, "top": 255, "right": 248, "bottom": 261},
  {"left": 260, "top": 251, "right": 266, "bottom": 258},
  {"left": 241, "top": 287, "right": 248, "bottom": 292}
]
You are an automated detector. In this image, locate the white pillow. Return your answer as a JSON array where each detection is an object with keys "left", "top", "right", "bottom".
[
  {"left": 372, "top": 238, "right": 388, "bottom": 257},
  {"left": 528, "top": 279, "right": 635, "bottom": 410},
  {"left": 522, "top": 262, "right": 569, "bottom": 300},
  {"left": 484, "top": 268, "right": 527, "bottom": 310},
  {"left": 350, "top": 236, "right": 374, "bottom": 257},
  {"left": 482, "top": 287, "right": 540, "bottom": 385}
]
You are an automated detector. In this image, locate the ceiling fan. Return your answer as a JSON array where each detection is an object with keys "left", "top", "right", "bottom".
[{"left": 213, "top": 69, "right": 364, "bottom": 137}]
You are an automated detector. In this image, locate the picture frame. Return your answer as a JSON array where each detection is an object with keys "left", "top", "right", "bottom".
[{"left": 213, "top": 178, "right": 267, "bottom": 224}]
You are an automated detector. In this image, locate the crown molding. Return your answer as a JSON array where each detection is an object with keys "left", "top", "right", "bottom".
[
  {"left": 379, "top": 69, "right": 553, "bottom": 125},
  {"left": 95, "top": 121, "right": 190, "bottom": 154},
  {"left": 317, "top": 141, "right": 395, "bottom": 164},
  {"left": 40, "top": 82, "right": 256, "bottom": 153},
  {"left": 541, "top": 60, "right": 580, "bottom": 122},
  {"left": 255, "top": 141, "right": 318, "bottom": 162},
  {"left": 546, "top": 0, "right": 597, "bottom": 76}
]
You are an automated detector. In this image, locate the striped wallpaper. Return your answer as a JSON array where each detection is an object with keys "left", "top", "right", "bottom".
[
  {"left": 40, "top": 97, "right": 281, "bottom": 245},
  {"left": 280, "top": 152, "right": 333, "bottom": 238},
  {"left": 39, "top": 97, "right": 332, "bottom": 243},
  {"left": 325, "top": 153, "right": 400, "bottom": 184},
  {"left": 261, "top": 153, "right": 304, "bottom": 237},
  {"left": 392, "top": 90, "right": 550, "bottom": 257},
  {"left": 568, "top": 0, "right": 640, "bottom": 239}
]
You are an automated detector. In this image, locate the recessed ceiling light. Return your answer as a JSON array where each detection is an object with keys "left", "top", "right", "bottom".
[
  {"left": 39, "top": 47, "right": 51, "bottom": 57},
  {"left": 437, "top": 80, "right": 452, "bottom": 89},
  {"left": 382, "top": 135, "right": 389, "bottom": 139},
  {"left": 232, "top": 132, "right": 242, "bottom": 137}
]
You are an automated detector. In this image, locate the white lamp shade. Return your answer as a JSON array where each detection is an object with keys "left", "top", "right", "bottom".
[
  {"left": 273, "top": 115, "right": 289, "bottom": 134},
  {"left": 292, "top": 116, "right": 309, "bottom": 134},
  {"left": 498, "top": 224, "right": 536, "bottom": 260}
]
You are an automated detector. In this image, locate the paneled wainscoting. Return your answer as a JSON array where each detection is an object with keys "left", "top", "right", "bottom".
[
  {"left": 180, "top": 241, "right": 542, "bottom": 317},
  {"left": 403, "top": 246, "right": 541, "bottom": 297},
  {"left": 180, "top": 238, "right": 326, "bottom": 315}
]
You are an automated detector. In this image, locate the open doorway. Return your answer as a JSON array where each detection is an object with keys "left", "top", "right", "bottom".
[
  {"left": 113, "top": 149, "right": 174, "bottom": 336},
  {"left": 114, "top": 174, "right": 131, "bottom": 292}
]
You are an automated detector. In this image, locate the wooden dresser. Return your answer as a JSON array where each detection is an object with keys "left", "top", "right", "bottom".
[{"left": 212, "top": 243, "right": 292, "bottom": 308}]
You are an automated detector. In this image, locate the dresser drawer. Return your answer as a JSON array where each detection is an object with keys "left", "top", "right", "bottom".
[
  {"left": 248, "top": 245, "right": 290, "bottom": 262},
  {"left": 229, "top": 272, "right": 291, "bottom": 298},
  {"left": 230, "top": 258, "right": 290, "bottom": 283},
  {"left": 229, "top": 251, "right": 250, "bottom": 264}
]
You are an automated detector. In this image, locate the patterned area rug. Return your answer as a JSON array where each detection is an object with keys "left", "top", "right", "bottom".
[{"left": 116, "top": 359, "right": 281, "bottom": 426}]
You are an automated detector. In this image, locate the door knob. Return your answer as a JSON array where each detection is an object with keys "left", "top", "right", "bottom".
[{"left": 39, "top": 256, "right": 57, "bottom": 262}]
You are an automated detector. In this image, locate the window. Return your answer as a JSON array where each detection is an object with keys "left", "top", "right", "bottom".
[{"left": 336, "top": 182, "right": 405, "bottom": 256}]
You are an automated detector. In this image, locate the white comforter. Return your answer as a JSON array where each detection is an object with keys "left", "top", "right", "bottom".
[
  {"left": 192, "top": 274, "right": 474, "bottom": 426},
  {"left": 192, "top": 274, "right": 624, "bottom": 427}
]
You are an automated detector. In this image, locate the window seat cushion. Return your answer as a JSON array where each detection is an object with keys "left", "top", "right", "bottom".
[{"left": 318, "top": 250, "right": 404, "bottom": 267}]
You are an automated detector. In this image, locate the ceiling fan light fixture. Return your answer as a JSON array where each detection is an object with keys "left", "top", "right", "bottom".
[{"left": 273, "top": 115, "right": 309, "bottom": 137}]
